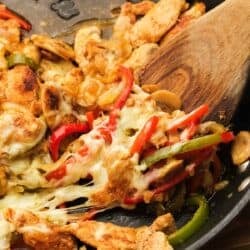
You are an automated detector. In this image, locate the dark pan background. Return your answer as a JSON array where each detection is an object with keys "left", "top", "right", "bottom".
[{"left": 2, "top": 0, "right": 250, "bottom": 249}]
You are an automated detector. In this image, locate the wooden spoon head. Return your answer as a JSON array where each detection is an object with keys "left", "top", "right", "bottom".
[{"left": 139, "top": 0, "right": 250, "bottom": 125}]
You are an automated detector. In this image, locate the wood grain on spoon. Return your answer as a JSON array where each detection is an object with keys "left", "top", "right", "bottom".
[{"left": 139, "top": 0, "right": 250, "bottom": 124}]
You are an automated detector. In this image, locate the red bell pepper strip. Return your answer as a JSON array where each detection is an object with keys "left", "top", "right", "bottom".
[
  {"left": 123, "top": 195, "right": 144, "bottom": 205},
  {"left": 167, "top": 104, "right": 209, "bottom": 131},
  {"left": 98, "top": 127, "right": 113, "bottom": 144},
  {"left": 49, "top": 122, "right": 90, "bottom": 161},
  {"left": 130, "top": 116, "right": 159, "bottom": 154},
  {"left": 86, "top": 111, "right": 95, "bottom": 129},
  {"left": 113, "top": 66, "right": 134, "bottom": 110},
  {"left": 153, "top": 170, "right": 190, "bottom": 195},
  {"left": 0, "top": 5, "right": 31, "bottom": 31},
  {"left": 107, "top": 110, "right": 118, "bottom": 130},
  {"left": 86, "top": 109, "right": 100, "bottom": 129},
  {"left": 180, "top": 121, "right": 199, "bottom": 141},
  {"left": 103, "top": 66, "right": 134, "bottom": 133},
  {"left": 221, "top": 131, "right": 234, "bottom": 143},
  {"left": 45, "top": 164, "right": 67, "bottom": 181}
]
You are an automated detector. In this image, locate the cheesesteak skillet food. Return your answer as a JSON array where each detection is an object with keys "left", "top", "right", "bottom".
[{"left": 0, "top": 1, "right": 248, "bottom": 249}]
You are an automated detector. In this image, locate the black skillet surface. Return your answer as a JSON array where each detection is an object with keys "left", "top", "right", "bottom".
[{"left": 2, "top": 0, "right": 249, "bottom": 249}]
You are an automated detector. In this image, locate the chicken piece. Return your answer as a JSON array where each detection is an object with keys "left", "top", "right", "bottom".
[
  {"left": 112, "top": 0, "right": 154, "bottom": 42},
  {"left": 124, "top": 43, "right": 159, "bottom": 79},
  {"left": 74, "top": 26, "right": 103, "bottom": 75},
  {"left": 161, "top": 2, "right": 206, "bottom": 45},
  {"left": 97, "top": 82, "right": 124, "bottom": 109},
  {"left": 151, "top": 211, "right": 176, "bottom": 233},
  {"left": 0, "top": 103, "right": 46, "bottom": 159},
  {"left": 39, "top": 58, "right": 86, "bottom": 128},
  {"left": 130, "top": 0, "right": 187, "bottom": 47},
  {"left": 0, "top": 166, "right": 7, "bottom": 197},
  {"left": 182, "top": 2, "right": 206, "bottom": 18},
  {"left": 77, "top": 76, "right": 104, "bottom": 107},
  {"left": 65, "top": 215, "right": 174, "bottom": 250},
  {"left": 4, "top": 209, "right": 77, "bottom": 250},
  {"left": 16, "top": 39, "right": 41, "bottom": 64},
  {"left": 0, "top": 43, "right": 7, "bottom": 70},
  {"left": 40, "top": 84, "right": 79, "bottom": 129},
  {"left": 39, "top": 59, "right": 83, "bottom": 98},
  {"left": 75, "top": 26, "right": 119, "bottom": 84},
  {"left": 231, "top": 131, "right": 250, "bottom": 165},
  {"left": 2, "top": 65, "right": 41, "bottom": 115},
  {"left": 67, "top": 220, "right": 137, "bottom": 250},
  {"left": 0, "top": 19, "right": 20, "bottom": 45},
  {"left": 39, "top": 59, "right": 76, "bottom": 83},
  {"left": 120, "top": 1, "right": 155, "bottom": 24},
  {"left": 89, "top": 150, "right": 136, "bottom": 207},
  {"left": 136, "top": 227, "right": 173, "bottom": 250},
  {"left": 111, "top": 15, "right": 133, "bottom": 62},
  {"left": 31, "top": 35, "right": 75, "bottom": 61},
  {"left": 4, "top": 207, "right": 175, "bottom": 250}
]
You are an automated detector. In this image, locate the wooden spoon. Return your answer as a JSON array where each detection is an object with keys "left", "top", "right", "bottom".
[{"left": 139, "top": 0, "right": 250, "bottom": 124}]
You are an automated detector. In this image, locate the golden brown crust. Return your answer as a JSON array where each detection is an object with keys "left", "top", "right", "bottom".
[
  {"left": 0, "top": 19, "right": 20, "bottom": 45},
  {"left": 23, "top": 232, "right": 76, "bottom": 250},
  {"left": 0, "top": 165, "right": 7, "bottom": 197},
  {"left": 4, "top": 65, "right": 40, "bottom": 114}
]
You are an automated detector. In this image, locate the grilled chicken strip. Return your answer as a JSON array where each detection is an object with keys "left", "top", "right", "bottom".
[{"left": 5, "top": 208, "right": 175, "bottom": 250}]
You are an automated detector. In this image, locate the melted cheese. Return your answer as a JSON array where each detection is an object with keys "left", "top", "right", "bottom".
[
  {"left": 0, "top": 215, "right": 14, "bottom": 250},
  {"left": 0, "top": 106, "right": 46, "bottom": 158}
]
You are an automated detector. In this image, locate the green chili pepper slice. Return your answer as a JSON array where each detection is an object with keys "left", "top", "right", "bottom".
[
  {"left": 168, "top": 195, "right": 209, "bottom": 246},
  {"left": 7, "top": 53, "right": 38, "bottom": 71},
  {"left": 143, "top": 132, "right": 234, "bottom": 167}
]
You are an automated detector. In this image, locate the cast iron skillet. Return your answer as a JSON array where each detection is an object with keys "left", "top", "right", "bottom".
[{"left": 2, "top": 0, "right": 249, "bottom": 249}]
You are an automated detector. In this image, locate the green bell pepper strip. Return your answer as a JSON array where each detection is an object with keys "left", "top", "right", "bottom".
[
  {"left": 168, "top": 195, "right": 209, "bottom": 246},
  {"left": 142, "top": 132, "right": 234, "bottom": 167},
  {"left": 7, "top": 53, "right": 39, "bottom": 71}
]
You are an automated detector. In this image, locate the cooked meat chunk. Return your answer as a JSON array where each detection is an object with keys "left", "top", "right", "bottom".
[
  {"left": 120, "top": 1, "right": 155, "bottom": 24},
  {"left": 40, "top": 85, "right": 78, "bottom": 129},
  {"left": 150, "top": 213, "right": 176, "bottom": 234},
  {"left": 161, "top": 2, "right": 206, "bottom": 45},
  {"left": 136, "top": 227, "right": 173, "bottom": 250},
  {"left": 31, "top": 35, "right": 75, "bottom": 61},
  {"left": 5, "top": 209, "right": 175, "bottom": 250},
  {"left": 0, "top": 103, "right": 46, "bottom": 158},
  {"left": 65, "top": 214, "right": 174, "bottom": 250},
  {"left": 0, "top": 19, "right": 20, "bottom": 45},
  {"left": 124, "top": 43, "right": 159, "bottom": 79},
  {"left": 74, "top": 26, "right": 102, "bottom": 74},
  {"left": 1, "top": 65, "right": 40, "bottom": 114},
  {"left": 0, "top": 166, "right": 7, "bottom": 197},
  {"left": 130, "top": 0, "right": 187, "bottom": 47},
  {"left": 4, "top": 209, "right": 76, "bottom": 250}
]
